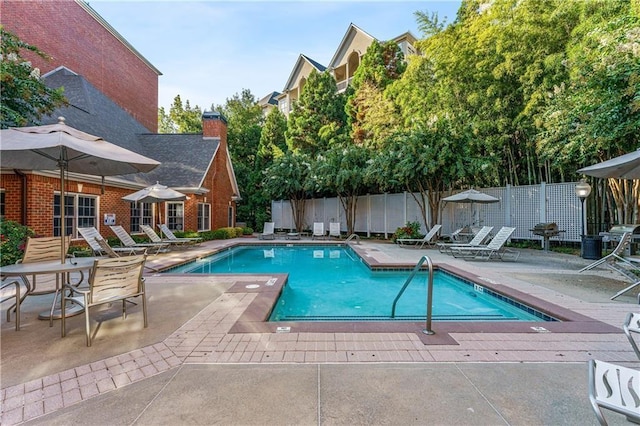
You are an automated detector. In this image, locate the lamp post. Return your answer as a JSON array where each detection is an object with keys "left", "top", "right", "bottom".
[{"left": 575, "top": 180, "right": 592, "bottom": 257}]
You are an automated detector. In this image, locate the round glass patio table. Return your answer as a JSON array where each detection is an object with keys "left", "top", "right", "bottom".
[{"left": 1, "top": 257, "right": 101, "bottom": 323}]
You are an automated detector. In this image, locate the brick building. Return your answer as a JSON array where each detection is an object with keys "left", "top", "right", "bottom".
[{"left": 1, "top": 1, "right": 241, "bottom": 242}]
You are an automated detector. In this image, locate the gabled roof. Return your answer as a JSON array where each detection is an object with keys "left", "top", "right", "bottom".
[
  {"left": 258, "top": 91, "right": 281, "bottom": 107},
  {"left": 41, "top": 67, "right": 224, "bottom": 192},
  {"left": 282, "top": 54, "right": 326, "bottom": 92},
  {"left": 327, "top": 23, "right": 375, "bottom": 70}
]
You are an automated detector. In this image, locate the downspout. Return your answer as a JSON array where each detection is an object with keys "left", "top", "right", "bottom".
[{"left": 14, "top": 170, "right": 27, "bottom": 225}]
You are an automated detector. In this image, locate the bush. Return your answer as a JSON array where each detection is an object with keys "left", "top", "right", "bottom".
[
  {"left": 391, "top": 221, "right": 422, "bottom": 242},
  {"left": 234, "top": 227, "right": 244, "bottom": 237},
  {"left": 211, "top": 228, "right": 235, "bottom": 239},
  {"left": 0, "top": 220, "right": 34, "bottom": 266},
  {"left": 242, "top": 227, "right": 254, "bottom": 235}
]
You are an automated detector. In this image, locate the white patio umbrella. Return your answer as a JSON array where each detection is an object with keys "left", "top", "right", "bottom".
[
  {"left": 577, "top": 149, "right": 640, "bottom": 179},
  {"left": 441, "top": 189, "right": 500, "bottom": 227},
  {"left": 0, "top": 117, "right": 160, "bottom": 262},
  {"left": 122, "top": 182, "right": 187, "bottom": 224}
]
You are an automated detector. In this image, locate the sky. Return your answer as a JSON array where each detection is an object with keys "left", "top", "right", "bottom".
[{"left": 89, "top": 1, "right": 462, "bottom": 111}]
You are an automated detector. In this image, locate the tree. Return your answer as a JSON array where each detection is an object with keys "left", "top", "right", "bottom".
[
  {"left": 258, "top": 108, "right": 288, "bottom": 164},
  {"left": 312, "top": 145, "right": 372, "bottom": 234},
  {"left": 158, "top": 106, "right": 176, "bottom": 133},
  {"left": 262, "top": 152, "right": 313, "bottom": 232},
  {"left": 218, "top": 89, "right": 266, "bottom": 228},
  {"left": 0, "top": 27, "right": 67, "bottom": 128},
  {"left": 169, "top": 95, "right": 202, "bottom": 133},
  {"left": 285, "top": 70, "right": 348, "bottom": 156}
]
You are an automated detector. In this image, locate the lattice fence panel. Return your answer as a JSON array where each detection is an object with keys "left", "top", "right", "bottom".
[
  {"left": 509, "top": 185, "right": 541, "bottom": 240},
  {"left": 546, "top": 182, "right": 581, "bottom": 242}
]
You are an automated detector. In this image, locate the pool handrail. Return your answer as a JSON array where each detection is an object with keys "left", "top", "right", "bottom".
[
  {"left": 345, "top": 234, "right": 360, "bottom": 244},
  {"left": 391, "top": 255, "right": 435, "bottom": 335}
]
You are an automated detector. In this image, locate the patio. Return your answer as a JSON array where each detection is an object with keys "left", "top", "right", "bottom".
[{"left": 1, "top": 237, "right": 638, "bottom": 425}]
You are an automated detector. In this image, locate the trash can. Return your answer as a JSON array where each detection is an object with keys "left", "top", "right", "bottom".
[{"left": 582, "top": 235, "right": 603, "bottom": 260}]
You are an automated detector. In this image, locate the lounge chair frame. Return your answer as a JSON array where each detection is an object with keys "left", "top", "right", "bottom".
[
  {"left": 158, "top": 224, "right": 202, "bottom": 244},
  {"left": 78, "top": 227, "right": 146, "bottom": 257},
  {"left": 437, "top": 226, "right": 494, "bottom": 254},
  {"left": 109, "top": 225, "right": 169, "bottom": 254},
  {"left": 312, "top": 222, "right": 325, "bottom": 240},
  {"left": 140, "top": 224, "right": 193, "bottom": 246},
  {"left": 588, "top": 359, "right": 640, "bottom": 425},
  {"left": 450, "top": 226, "right": 519, "bottom": 261},
  {"left": 259, "top": 222, "right": 275, "bottom": 240},
  {"left": 329, "top": 222, "right": 341, "bottom": 239},
  {"left": 397, "top": 224, "right": 442, "bottom": 249}
]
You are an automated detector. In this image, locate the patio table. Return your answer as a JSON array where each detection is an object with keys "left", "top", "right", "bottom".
[{"left": 1, "top": 257, "right": 101, "bottom": 324}]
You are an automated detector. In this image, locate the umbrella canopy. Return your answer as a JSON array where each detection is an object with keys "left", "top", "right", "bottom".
[
  {"left": 0, "top": 117, "right": 160, "bottom": 262},
  {"left": 122, "top": 182, "right": 187, "bottom": 204},
  {"left": 441, "top": 189, "right": 500, "bottom": 204},
  {"left": 577, "top": 149, "right": 640, "bottom": 179}
]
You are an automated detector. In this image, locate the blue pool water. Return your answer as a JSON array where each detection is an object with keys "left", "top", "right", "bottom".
[{"left": 165, "top": 245, "right": 549, "bottom": 322}]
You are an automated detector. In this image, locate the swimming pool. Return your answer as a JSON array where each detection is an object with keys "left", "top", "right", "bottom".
[{"left": 165, "top": 245, "right": 553, "bottom": 323}]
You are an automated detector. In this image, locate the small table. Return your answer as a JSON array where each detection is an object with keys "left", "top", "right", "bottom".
[
  {"left": 1, "top": 257, "right": 99, "bottom": 324},
  {"left": 286, "top": 232, "right": 300, "bottom": 240}
]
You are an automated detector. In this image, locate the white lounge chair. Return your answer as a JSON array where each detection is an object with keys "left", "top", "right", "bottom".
[
  {"left": 437, "top": 226, "right": 494, "bottom": 254},
  {"left": 259, "top": 222, "right": 275, "bottom": 240},
  {"left": 312, "top": 222, "right": 325, "bottom": 240},
  {"left": 397, "top": 224, "right": 442, "bottom": 249},
  {"left": 588, "top": 359, "right": 640, "bottom": 425},
  {"left": 450, "top": 226, "right": 519, "bottom": 261},
  {"left": 329, "top": 222, "right": 341, "bottom": 239},
  {"left": 624, "top": 312, "right": 640, "bottom": 360},
  {"left": 110, "top": 225, "right": 169, "bottom": 254},
  {"left": 78, "top": 227, "right": 146, "bottom": 256},
  {"left": 158, "top": 224, "right": 202, "bottom": 244},
  {"left": 140, "top": 224, "right": 193, "bottom": 246},
  {"left": 579, "top": 233, "right": 640, "bottom": 299}
]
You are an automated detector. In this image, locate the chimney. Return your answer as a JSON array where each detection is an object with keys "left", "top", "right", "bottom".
[{"left": 202, "top": 111, "right": 228, "bottom": 147}]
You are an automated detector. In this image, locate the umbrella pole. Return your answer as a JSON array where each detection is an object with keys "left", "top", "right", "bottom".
[{"left": 59, "top": 164, "right": 66, "bottom": 263}]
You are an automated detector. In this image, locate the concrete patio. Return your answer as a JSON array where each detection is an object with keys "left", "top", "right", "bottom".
[{"left": 1, "top": 237, "right": 638, "bottom": 425}]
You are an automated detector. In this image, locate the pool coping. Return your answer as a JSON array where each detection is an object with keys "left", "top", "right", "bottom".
[{"left": 159, "top": 241, "right": 620, "bottom": 345}]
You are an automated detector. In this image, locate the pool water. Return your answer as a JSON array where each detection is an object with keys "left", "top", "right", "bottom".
[{"left": 165, "top": 245, "right": 547, "bottom": 322}]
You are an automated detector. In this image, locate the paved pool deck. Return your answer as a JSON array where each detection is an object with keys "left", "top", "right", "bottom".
[{"left": 1, "top": 237, "right": 638, "bottom": 425}]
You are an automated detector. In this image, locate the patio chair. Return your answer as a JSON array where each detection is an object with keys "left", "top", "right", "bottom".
[
  {"left": 437, "top": 226, "right": 494, "bottom": 254},
  {"left": 140, "top": 224, "right": 193, "bottom": 247},
  {"left": 158, "top": 224, "right": 202, "bottom": 244},
  {"left": 312, "top": 222, "right": 325, "bottom": 240},
  {"left": 259, "top": 222, "right": 275, "bottom": 240},
  {"left": 329, "top": 222, "right": 341, "bottom": 239},
  {"left": 109, "top": 225, "right": 170, "bottom": 254},
  {"left": 588, "top": 359, "right": 640, "bottom": 425},
  {"left": 450, "top": 226, "right": 519, "bottom": 261},
  {"left": 623, "top": 312, "right": 640, "bottom": 360},
  {"left": 61, "top": 254, "right": 148, "bottom": 346},
  {"left": 397, "top": 224, "right": 442, "bottom": 249},
  {"left": 1, "top": 278, "right": 27, "bottom": 330},
  {"left": 579, "top": 233, "right": 640, "bottom": 298},
  {"left": 78, "top": 227, "right": 146, "bottom": 257}
]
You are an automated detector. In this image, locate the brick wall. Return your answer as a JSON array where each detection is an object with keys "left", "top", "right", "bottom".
[{"left": 1, "top": 0, "right": 160, "bottom": 131}]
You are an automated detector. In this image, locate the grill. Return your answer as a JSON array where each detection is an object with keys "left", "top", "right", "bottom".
[
  {"left": 530, "top": 222, "right": 562, "bottom": 251},
  {"left": 600, "top": 224, "right": 640, "bottom": 255}
]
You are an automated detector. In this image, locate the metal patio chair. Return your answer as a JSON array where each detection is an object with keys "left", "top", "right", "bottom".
[{"left": 588, "top": 359, "right": 640, "bottom": 425}]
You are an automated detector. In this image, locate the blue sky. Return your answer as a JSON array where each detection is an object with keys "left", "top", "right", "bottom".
[{"left": 89, "top": 1, "right": 462, "bottom": 110}]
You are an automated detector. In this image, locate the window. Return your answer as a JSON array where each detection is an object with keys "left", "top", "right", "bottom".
[
  {"left": 197, "top": 203, "right": 211, "bottom": 231},
  {"left": 130, "top": 202, "right": 153, "bottom": 233},
  {"left": 166, "top": 202, "right": 184, "bottom": 231},
  {"left": 0, "top": 190, "right": 4, "bottom": 220},
  {"left": 54, "top": 193, "right": 97, "bottom": 237}
]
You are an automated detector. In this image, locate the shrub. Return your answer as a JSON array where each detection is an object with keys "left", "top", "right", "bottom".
[
  {"left": 0, "top": 220, "right": 34, "bottom": 266},
  {"left": 234, "top": 227, "right": 244, "bottom": 237},
  {"left": 391, "top": 221, "right": 422, "bottom": 242},
  {"left": 242, "top": 227, "right": 254, "bottom": 235},
  {"left": 211, "top": 228, "right": 235, "bottom": 239}
]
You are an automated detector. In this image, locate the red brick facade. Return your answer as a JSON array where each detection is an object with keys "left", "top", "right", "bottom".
[{"left": 1, "top": 0, "right": 160, "bottom": 131}]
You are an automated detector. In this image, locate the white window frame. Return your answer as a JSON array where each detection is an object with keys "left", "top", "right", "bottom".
[
  {"left": 53, "top": 192, "right": 98, "bottom": 238},
  {"left": 166, "top": 201, "right": 185, "bottom": 231},
  {"left": 197, "top": 203, "right": 211, "bottom": 232},
  {"left": 130, "top": 202, "right": 153, "bottom": 233}
]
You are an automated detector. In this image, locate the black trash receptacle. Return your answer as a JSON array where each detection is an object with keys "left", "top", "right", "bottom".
[{"left": 582, "top": 235, "right": 603, "bottom": 260}]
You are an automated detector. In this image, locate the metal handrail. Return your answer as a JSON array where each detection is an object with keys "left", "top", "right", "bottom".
[
  {"left": 345, "top": 234, "right": 360, "bottom": 244},
  {"left": 390, "top": 255, "right": 435, "bottom": 335}
]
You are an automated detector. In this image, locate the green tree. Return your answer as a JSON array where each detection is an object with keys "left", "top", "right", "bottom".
[
  {"left": 262, "top": 152, "right": 312, "bottom": 232},
  {"left": 218, "top": 89, "right": 266, "bottom": 228},
  {"left": 167, "top": 95, "right": 202, "bottom": 133},
  {"left": 312, "top": 145, "right": 371, "bottom": 234},
  {"left": 158, "top": 106, "right": 176, "bottom": 133},
  {"left": 285, "top": 70, "right": 348, "bottom": 155},
  {"left": 258, "top": 108, "right": 288, "bottom": 164},
  {"left": 0, "top": 27, "right": 67, "bottom": 128}
]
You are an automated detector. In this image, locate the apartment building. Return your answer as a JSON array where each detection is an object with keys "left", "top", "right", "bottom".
[{"left": 273, "top": 23, "right": 418, "bottom": 117}]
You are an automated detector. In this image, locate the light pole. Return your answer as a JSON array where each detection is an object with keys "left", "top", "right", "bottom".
[{"left": 575, "top": 180, "right": 592, "bottom": 257}]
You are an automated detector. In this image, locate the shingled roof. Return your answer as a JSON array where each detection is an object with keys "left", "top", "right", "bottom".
[{"left": 41, "top": 67, "right": 219, "bottom": 191}]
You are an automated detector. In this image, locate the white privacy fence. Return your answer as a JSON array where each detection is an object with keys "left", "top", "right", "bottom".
[{"left": 271, "top": 182, "right": 584, "bottom": 244}]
